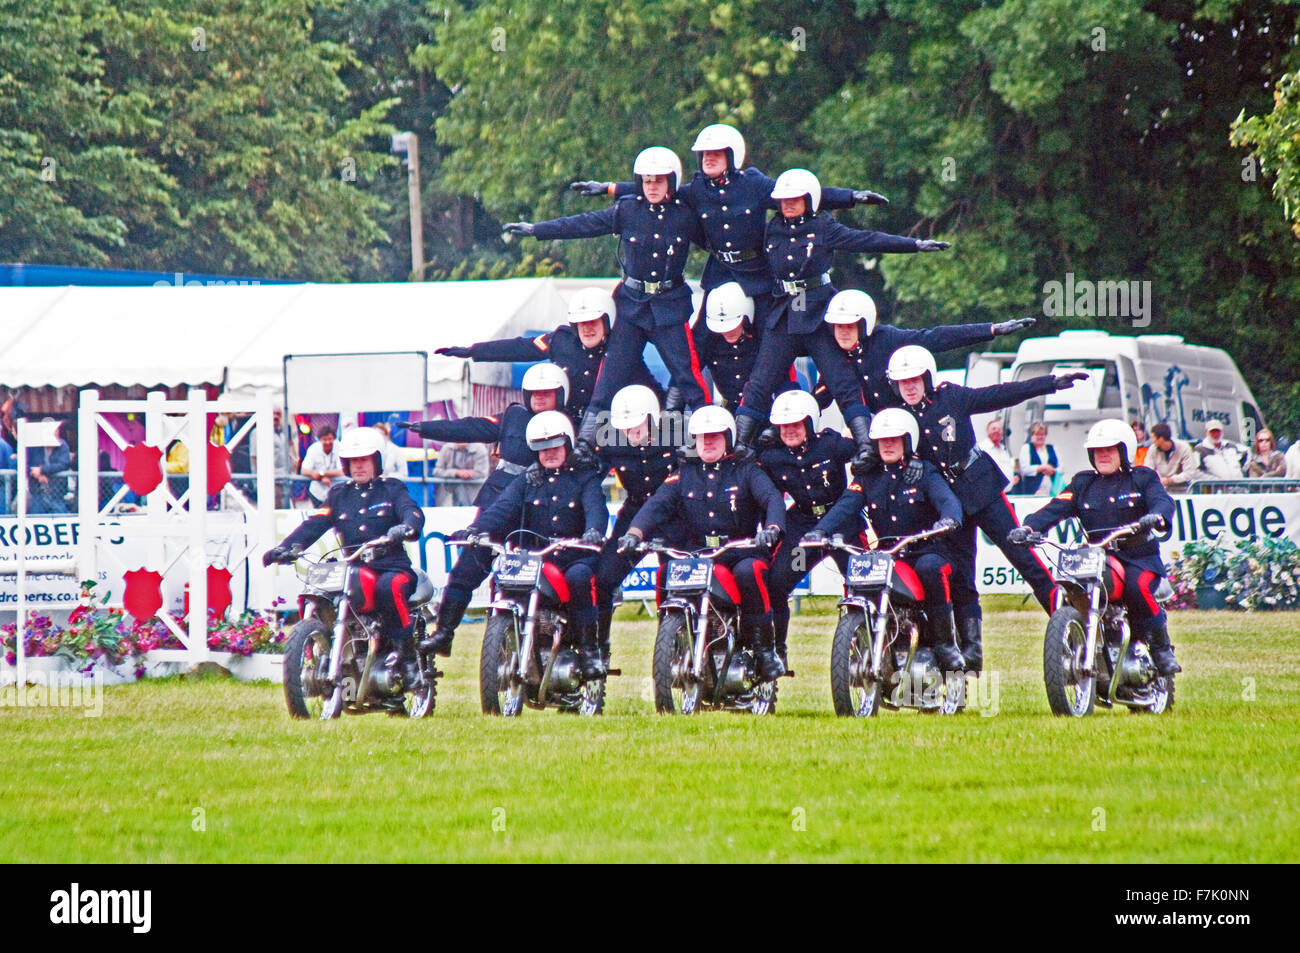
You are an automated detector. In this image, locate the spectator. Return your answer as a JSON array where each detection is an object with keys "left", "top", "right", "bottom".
[
  {"left": 1131, "top": 419, "right": 1151, "bottom": 467},
  {"left": 0, "top": 394, "right": 21, "bottom": 450},
  {"left": 1286, "top": 435, "right": 1300, "bottom": 479},
  {"left": 977, "top": 418, "right": 1019, "bottom": 491},
  {"left": 300, "top": 425, "right": 344, "bottom": 507},
  {"left": 1195, "top": 419, "right": 1247, "bottom": 479},
  {"left": 433, "top": 441, "right": 489, "bottom": 507},
  {"left": 1016, "top": 421, "right": 1061, "bottom": 495},
  {"left": 247, "top": 407, "right": 296, "bottom": 507},
  {"left": 26, "top": 418, "right": 71, "bottom": 514},
  {"left": 0, "top": 432, "right": 14, "bottom": 515},
  {"left": 1246, "top": 429, "right": 1286, "bottom": 478},
  {"left": 1147, "top": 422, "right": 1199, "bottom": 492},
  {"left": 372, "top": 422, "right": 406, "bottom": 478}
]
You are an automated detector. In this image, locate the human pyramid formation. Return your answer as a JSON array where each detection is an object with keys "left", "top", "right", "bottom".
[{"left": 265, "top": 122, "right": 1183, "bottom": 692}]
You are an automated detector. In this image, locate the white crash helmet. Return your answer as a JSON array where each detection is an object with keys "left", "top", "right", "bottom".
[
  {"left": 337, "top": 426, "right": 386, "bottom": 474},
  {"left": 633, "top": 146, "right": 683, "bottom": 196},
  {"left": 610, "top": 385, "right": 661, "bottom": 430},
  {"left": 824, "top": 289, "right": 878, "bottom": 336},
  {"left": 521, "top": 362, "right": 570, "bottom": 407},
  {"left": 691, "top": 123, "right": 746, "bottom": 171},
  {"left": 869, "top": 407, "right": 920, "bottom": 457},
  {"left": 687, "top": 405, "right": 737, "bottom": 446},
  {"left": 769, "top": 389, "right": 820, "bottom": 432},
  {"left": 1084, "top": 418, "right": 1137, "bottom": 470},
  {"left": 770, "top": 168, "right": 822, "bottom": 214},
  {"left": 567, "top": 287, "right": 616, "bottom": 327},
  {"left": 704, "top": 282, "right": 754, "bottom": 333},
  {"left": 886, "top": 345, "right": 938, "bottom": 393},
  {"left": 525, "top": 411, "right": 576, "bottom": 452}
]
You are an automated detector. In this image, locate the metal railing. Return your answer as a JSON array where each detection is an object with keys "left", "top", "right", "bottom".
[{"left": 1188, "top": 478, "right": 1300, "bottom": 495}]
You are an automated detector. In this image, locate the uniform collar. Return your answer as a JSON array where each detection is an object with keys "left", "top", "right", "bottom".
[{"left": 782, "top": 212, "right": 815, "bottom": 228}]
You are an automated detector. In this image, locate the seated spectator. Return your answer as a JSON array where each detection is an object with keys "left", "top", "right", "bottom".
[
  {"left": 27, "top": 419, "right": 71, "bottom": 514},
  {"left": 0, "top": 432, "right": 14, "bottom": 515},
  {"left": 1195, "top": 419, "right": 1247, "bottom": 479},
  {"left": 1016, "top": 421, "right": 1061, "bottom": 495},
  {"left": 1131, "top": 419, "right": 1151, "bottom": 467},
  {"left": 977, "top": 418, "right": 1019, "bottom": 492},
  {"left": 300, "top": 425, "right": 344, "bottom": 507},
  {"left": 372, "top": 422, "right": 406, "bottom": 478},
  {"left": 1246, "top": 429, "right": 1286, "bottom": 478},
  {"left": 1147, "top": 422, "right": 1199, "bottom": 492},
  {"left": 433, "top": 441, "right": 489, "bottom": 507},
  {"left": 1287, "top": 436, "right": 1300, "bottom": 479}
]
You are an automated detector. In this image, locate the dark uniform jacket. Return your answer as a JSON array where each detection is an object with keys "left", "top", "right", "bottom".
[
  {"left": 765, "top": 213, "right": 919, "bottom": 334},
  {"left": 759, "top": 430, "right": 856, "bottom": 520},
  {"left": 531, "top": 196, "right": 704, "bottom": 328},
  {"left": 456, "top": 324, "right": 661, "bottom": 422},
  {"left": 906, "top": 378, "right": 1059, "bottom": 513},
  {"left": 612, "top": 169, "right": 855, "bottom": 296},
  {"left": 814, "top": 322, "right": 997, "bottom": 414},
  {"left": 631, "top": 455, "right": 786, "bottom": 545},
  {"left": 282, "top": 477, "right": 425, "bottom": 572},
  {"left": 817, "top": 460, "right": 962, "bottom": 556},
  {"left": 472, "top": 463, "right": 608, "bottom": 544},
  {"left": 410, "top": 404, "right": 548, "bottom": 508},
  {"left": 1023, "top": 466, "right": 1175, "bottom": 575}
]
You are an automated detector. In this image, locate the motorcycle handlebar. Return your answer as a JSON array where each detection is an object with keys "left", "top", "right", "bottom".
[
  {"left": 449, "top": 536, "right": 601, "bottom": 557},
  {"left": 800, "top": 525, "right": 948, "bottom": 556},
  {"left": 637, "top": 537, "right": 760, "bottom": 559},
  {"left": 1032, "top": 521, "right": 1144, "bottom": 552}
]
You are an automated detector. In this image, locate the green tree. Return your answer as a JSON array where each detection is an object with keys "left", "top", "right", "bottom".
[{"left": 1233, "top": 70, "right": 1300, "bottom": 238}]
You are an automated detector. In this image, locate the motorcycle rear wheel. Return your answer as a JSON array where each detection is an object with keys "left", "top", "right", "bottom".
[
  {"left": 830, "top": 607, "right": 880, "bottom": 717},
  {"left": 284, "top": 618, "right": 336, "bottom": 720},
  {"left": 480, "top": 611, "right": 525, "bottom": 716},
  {"left": 1044, "top": 607, "right": 1094, "bottom": 717}
]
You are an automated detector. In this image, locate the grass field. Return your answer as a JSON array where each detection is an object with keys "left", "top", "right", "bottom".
[{"left": 2, "top": 600, "right": 1297, "bottom": 863}]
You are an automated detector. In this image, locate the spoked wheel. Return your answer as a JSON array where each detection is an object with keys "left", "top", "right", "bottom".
[
  {"left": 480, "top": 612, "right": 526, "bottom": 717},
  {"left": 578, "top": 677, "right": 606, "bottom": 716},
  {"left": 1130, "top": 675, "right": 1175, "bottom": 714},
  {"left": 1044, "top": 607, "right": 1095, "bottom": 717},
  {"left": 938, "top": 670, "right": 966, "bottom": 715},
  {"left": 750, "top": 679, "right": 777, "bottom": 716},
  {"left": 652, "top": 611, "right": 696, "bottom": 714},
  {"left": 284, "top": 619, "right": 337, "bottom": 720},
  {"left": 830, "top": 607, "right": 882, "bottom": 717}
]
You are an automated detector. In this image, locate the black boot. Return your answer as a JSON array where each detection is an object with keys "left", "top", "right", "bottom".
[
  {"left": 752, "top": 620, "right": 785, "bottom": 681},
  {"left": 1145, "top": 622, "right": 1182, "bottom": 676},
  {"left": 847, "top": 416, "right": 879, "bottom": 475},
  {"left": 571, "top": 409, "right": 601, "bottom": 466},
  {"left": 421, "top": 589, "right": 469, "bottom": 657},
  {"left": 597, "top": 606, "right": 613, "bottom": 668},
  {"left": 773, "top": 606, "right": 790, "bottom": 671},
  {"left": 390, "top": 632, "right": 423, "bottom": 690},
  {"left": 576, "top": 622, "right": 606, "bottom": 680},
  {"left": 958, "top": 616, "right": 983, "bottom": 673},
  {"left": 733, "top": 414, "right": 760, "bottom": 464},
  {"left": 930, "top": 607, "right": 965, "bottom": 673},
  {"left": 663, "top": 386, "right": 686, "bottom": 413}
]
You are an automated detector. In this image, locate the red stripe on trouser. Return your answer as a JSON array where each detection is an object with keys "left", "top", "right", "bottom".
[
  {"left": 389, "top": 573, "right": 411, "bottom": 627},
  {"left": 753, "top": 560, "right": 771, "bottom": 613},
  {"left": 940, "top": 563, "right": 952, "bottom": 602},
  {"left": 1002, "top": 493, "right": 1052, "bottom": 578},
  {"left": 1138, "top": 570, "right": 1160, "bottom": 615},
  {"left": 682, "top": 323, "right": 712, "bottom": 404},
  {"left": 590, "top": 577, "right": 598, "bottom": 605},
  {"left": 358, "top": 568, "right": 377, "bottom": 612}
]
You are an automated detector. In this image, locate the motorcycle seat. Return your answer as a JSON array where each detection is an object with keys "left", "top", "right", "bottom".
[
  {"left": 1153, "top": 577, "right": 1174, "bottom": 604},
  {"left": 410, "top": 570, "right": 435, "bottom": 607}
]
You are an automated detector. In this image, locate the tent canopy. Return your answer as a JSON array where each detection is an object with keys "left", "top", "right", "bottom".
[{"left": 0, "top": 279, "right": 575, "bottom": 402}]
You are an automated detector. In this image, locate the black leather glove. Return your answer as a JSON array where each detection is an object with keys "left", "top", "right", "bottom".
[
  {"left": 754, "top": 426, "right": 779, "bottom": 450},
  {"left": 435, "top": 345, "right": 472, "bottom": 358},
  {"left": 800, "top": 529, "right": 827, "bottom": 546},
  {"left": 386, "top": 524, "right": 415, "bottom": 544},
  {"left": 569, "top": 180, "right": 611, "bottom": 196},
  {"left": 992, "top": 317, "right": 1036, "bottom": 336},
  {"left": 393, "top": 420, "right": 414, "bottom": 431},
  {"left": 464, "top": 528, "right": 486, "bottom": 545},
  {"left": 756, "top": 525, "right": 782, "bottom": 550},
  {"left": 731, "top": 443, "right": 757, "bottom": 465},
  {"left": 903, "top": 458, "right": 924, "bottom": 485},
  {"left": 851, "top": 441, "right": 881, "bottom": 477},
  {"left": 447, "top": 528, "right": 470, "bottom": 543},
  {"left": 502, "top": 221, "right": 535, "bottom": 236},
  {"left": 617, "top": 533, "right": 641, "bottom": 555},
  {"left": 261, "top": 546, "right": 288, "bottom": 568},
  {"left": 570, "top": 440, "right": 596, "bottom": 468},
  {"left": 915, "top": 239, "right": 950, "bottom": 252},
  {"left": 929, "top": 518, "right": 959, "bottom": 534},
  {"left": 1006, "top": 526, "right": 1040, "bottom": 546},
  {"left": 853, "top": 189, "right": 889, "bottom": 206},
  {"left": 1138, "top": 513, "right": 1166, "bottom": 533},
  {"left": 525, "top": 463, "right": 544, "bottom": 486},
  {"left": 1053, "top": 371, "right": 1090, "bottom": 391},
  {"left": 581, "top": 528, "right": 605, "bottom": 546}
]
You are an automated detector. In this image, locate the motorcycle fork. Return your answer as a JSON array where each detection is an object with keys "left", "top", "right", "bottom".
[
  {"left": 870, "top": 587, "right": 891, "bottom": 678},
  {"left": 1107, "top": 615, "right": 1132, "bottom": 704},
  {"left": 1082, "top": 585, "right": 1103, "bottom": 679},
  {"left": 518, "top": 588, "right": 541, "bottom": 685},
  {"left": 692, "top": 586, "right": 712, "bottom": 681},
  {"left": 328, "top": 596, "right": 349, "bottom": 684}
]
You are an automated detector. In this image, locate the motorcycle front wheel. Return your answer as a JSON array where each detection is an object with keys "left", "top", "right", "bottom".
[
  {"left": 830, "top": 607, "right": 881, "bottom": 717},
  {"left": 480, "top": 611, "right": 525, "bottom": 716},
  {"left": 1043, "top": 606, "right": 1095, "bottom": 717},
  {"left": 284, "top": 618, "right": 339, "bottom": 720},
  {"left": 652, "top": 611, "right": 694, "bottom": 714}
]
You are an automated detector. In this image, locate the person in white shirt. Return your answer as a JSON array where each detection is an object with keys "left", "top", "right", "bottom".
[
  {"left": 300, "top": 425, "right": 344, "bottom": 506},
  {"left": 977, "top": 418, "right": 1019, "bottom": 491},
  {"left": 1016, "top": 420, "right": 1060, "bottom": 495},
  {"left": 372, "top": 422, "right": 406, "bottom": 478},
  {"left": 1285, "top": 438, "right": 1300, "bottom": 479},
  {"left": 1194, "top": 419, "right": 1246, "bottom": 480}
]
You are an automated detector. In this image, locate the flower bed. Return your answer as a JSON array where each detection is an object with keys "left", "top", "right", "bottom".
[
  {"left": 2, "top": 582, "right": 287, "bottom": 681},
  {"left": 1168, "top": 536, "right": 1300, "bottom": 610}
]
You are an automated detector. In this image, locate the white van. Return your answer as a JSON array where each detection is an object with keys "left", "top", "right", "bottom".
[{"left": 999, "top": 331, "right": 1265, "bottom": 481}]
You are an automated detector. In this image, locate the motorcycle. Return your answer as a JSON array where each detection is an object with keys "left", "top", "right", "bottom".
[
  {"left": 643, "top": 537, "right": 787, "bottom": 716},
  {"left": 804, "top": 526, "right": 964, "bottom": 717},
  {"left": 282, "top": 537, "right": 440, "bottom": 720},
  {"left": 1023, "top": 521, "right": 1175, "bottom": 716},
  {"left": 466, "top": 534, "right": 611, "bottom": 717}
]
